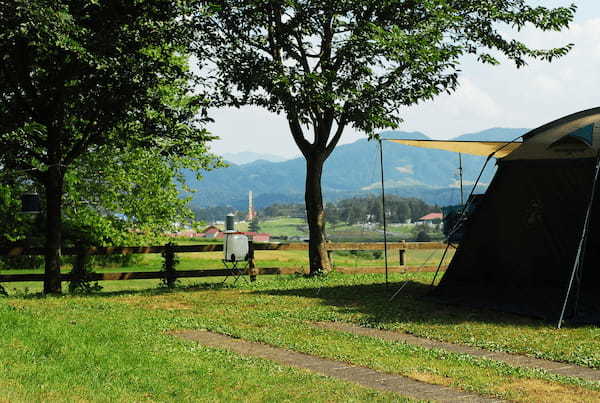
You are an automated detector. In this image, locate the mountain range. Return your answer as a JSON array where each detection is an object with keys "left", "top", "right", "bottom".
[
  {"left": 221, "top": 151, "right": 290, "bottom": 164},
  {"left": 185, "top": 127, "right": 529, "bottom": 210}
]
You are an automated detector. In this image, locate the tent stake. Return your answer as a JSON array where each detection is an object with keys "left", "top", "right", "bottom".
[
  {"left": 557, "top": 152, "right": 600, "bottom": 328},
  {"left": 379, "top": 139, "right": 389, "bottom": 288}
]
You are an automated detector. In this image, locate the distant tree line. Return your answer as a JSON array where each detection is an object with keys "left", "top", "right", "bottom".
[
  {"left": 194, "top": 194, "right": 438, "bottom": 226},
  {"left": 197, "top": 195, "right": 439, "bottom": 226},
  {"left": 191, "top": 206, "right": 250, "bottom": 223},
  {"left": 262, "top": 203, "right": 306, "bottom": 219},
  {"left": 325, "top": 195, "right": 438, "bottom": 225}
]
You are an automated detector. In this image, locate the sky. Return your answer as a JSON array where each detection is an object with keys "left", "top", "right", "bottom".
[{"left": 207, "top": 1, "right": 600, "bottom": 159}]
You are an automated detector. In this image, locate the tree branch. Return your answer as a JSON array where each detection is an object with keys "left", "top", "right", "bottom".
[{"left": 324, "top": 116, "right": 346, "bottom": 159}]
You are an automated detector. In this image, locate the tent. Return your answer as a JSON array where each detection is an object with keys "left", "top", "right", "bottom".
[{"left": 388, "top": 107, "right": 600, "bottom": 326}]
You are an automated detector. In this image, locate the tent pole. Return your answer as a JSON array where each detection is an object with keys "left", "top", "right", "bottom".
[
  {"left": 430, "top": 242, "right": 451, "bottom": 288},
  {"left": 459, "top": 153, "right": 464, "bottom": 206},
  {"left": 379, "top": 139, "right": 389, "bottom": 288},
  {"left": 431, "top": 154, "right": 494, "bottom": 290},
  {"left": 557, "top": 153, "right": 600, "bottom": 328},
  {"left": 445, "top": 154, "right": 493, "bottom": 241}
]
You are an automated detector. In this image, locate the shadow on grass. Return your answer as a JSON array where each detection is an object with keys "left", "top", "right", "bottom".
[
  {"left": 3, "top": 281, "right": 242, "bottom": 300},
  {"left": 253, "top": 279, "right": 547, "bottom": 328}
]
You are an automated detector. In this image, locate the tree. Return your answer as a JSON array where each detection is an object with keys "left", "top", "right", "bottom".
[
  {"left": 324, "top": 204, "right": 340, "bottom": 227},
  {"left": 197, "top": 0, "right": 575, "bottom": 275},
  {"left": 0, "top": 1, "right": 213, "bottom": 293}
]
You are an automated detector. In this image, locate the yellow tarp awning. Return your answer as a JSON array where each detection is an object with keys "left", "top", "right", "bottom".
[{"left": 388, "top": 139, "right": 521, "bottom": 158}]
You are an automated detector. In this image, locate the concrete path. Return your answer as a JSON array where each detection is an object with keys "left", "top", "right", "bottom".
[
  {"left": 174, "top": 330, "right": 502, "bottom": 402},
  {"left": 314, "top": 321, "right": 600, "bottom": 383}
]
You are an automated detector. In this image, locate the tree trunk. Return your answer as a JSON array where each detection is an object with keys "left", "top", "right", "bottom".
[
  {"left": 305, "top": 154, "right": 331, "bottom": 275},
  {"left": 43, "top": 164, "right": 63, "bottom": 294}
]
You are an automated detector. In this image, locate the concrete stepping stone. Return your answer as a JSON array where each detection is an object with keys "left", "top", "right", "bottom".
[
  {"left": 173, "top": 329, "right": 502, "bottom": 402},
  {"left": 314, "top": 321, "right": 600, "bottom": 383}
]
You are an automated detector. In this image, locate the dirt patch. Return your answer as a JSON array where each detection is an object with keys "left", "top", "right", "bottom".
[
  {"left": 409, "top": 371, "right": 453, "bottom": 387},
  {"left": 146, "top": 300, "right": 193, "bottom": 311},
  {"left": 496, "top": 379, "right": 600, "bottom": 403},
  {"left": 117, "top": 295, "right": 193, "bottom": 311}
]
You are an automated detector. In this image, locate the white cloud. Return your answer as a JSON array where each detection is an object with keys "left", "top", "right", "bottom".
[
  {"left": 396, "top": 165, "right": 414, "bottom": 175},
  {"left": 400, "top": 16, "right": 600, "bottom": 139},
  {"left": 449, "top": 180, "right": 489, "bottom": 188}
]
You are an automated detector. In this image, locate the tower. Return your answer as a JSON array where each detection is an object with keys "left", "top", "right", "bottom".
[{"left": 246, "top": 190, "right": 255, "bottom": 221}]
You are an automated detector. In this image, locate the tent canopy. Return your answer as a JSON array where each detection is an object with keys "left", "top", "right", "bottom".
[
  {"left": 387, "top": 107, "right": 600, "bottom": 161},
  {"left": 387, "top": 139, "right": 521, "bottom": 158}
]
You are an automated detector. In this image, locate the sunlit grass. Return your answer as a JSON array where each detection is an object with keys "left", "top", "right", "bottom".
[{"left": 2, "top": 271, "right": 600, "bottom": 402}]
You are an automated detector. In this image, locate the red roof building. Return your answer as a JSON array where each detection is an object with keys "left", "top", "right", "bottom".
[{"left": 417, "top": 213, "right": 443, "bottom": 221}]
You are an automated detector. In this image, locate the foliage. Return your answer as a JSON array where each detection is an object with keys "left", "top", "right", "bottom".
[
  {"left": 199, "top": 1, "right": 575, "bottom": 133},
  {"left": 414, "top": 229, "right": 432, "bottom": 243},
  {"left": 262, "top": 203, "right": 306, "bottom": 219},
  {"left": 62, "top": 144, "right": 218, "bottom": 247},
  {"left": 266, "top": 195, "right": 437, "bottom": 225},
  {"left": 192, "top": 205, "right": 243, "bottom": 223},
  {"left": 0, "top": 0, "right": 209, "bottom": 172},
  {"left": 0, "top": 183, "right": 40, "bottom": 246},
  {"left": 248, "top": 217, "right": 261, "bottom": 233},
  {"left": 68, "top": 252, "right": 103, "bottom": 294}
]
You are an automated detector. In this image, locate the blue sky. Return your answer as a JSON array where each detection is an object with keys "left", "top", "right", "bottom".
[{"left": 208, "top": 1, "right": 600, "bottom": 159}]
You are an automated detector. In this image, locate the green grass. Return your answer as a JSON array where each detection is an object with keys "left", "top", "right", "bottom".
[
  {"left": 0, "top": 248, "right": 452, "bottom": 281},
  {"left": 2, "top": 271, "right": 600, "bottom": 402},
  {"left": 260, "top": 217, "right": 308, "bottom": 237},
  {"left": 257, "top": 217, "right": 444, "bottom": 241}
]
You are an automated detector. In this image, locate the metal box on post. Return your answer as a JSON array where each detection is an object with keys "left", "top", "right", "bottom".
[{"left": 224, "top": 233, "right": 249, "bottom": 262}]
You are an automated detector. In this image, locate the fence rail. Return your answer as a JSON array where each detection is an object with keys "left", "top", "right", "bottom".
[
  {"left": 0, "top": 241, "right": 445, "bottom": 257},
  {"left": 0, "top": 241, "right": 448, "bottom": 284}
]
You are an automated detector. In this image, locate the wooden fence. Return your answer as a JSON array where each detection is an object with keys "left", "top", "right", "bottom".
[{"left": 0, "top": 241, "right": 448, "bottom": 284}]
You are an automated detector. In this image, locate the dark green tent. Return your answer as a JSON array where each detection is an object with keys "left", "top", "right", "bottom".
[{"left": 394, "top": 107, "right": 600, "bottom": 326}]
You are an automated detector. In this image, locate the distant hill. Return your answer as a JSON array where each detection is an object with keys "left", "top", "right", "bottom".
[
  {"left": 186, "top": 127, "right": 529, "bottom": 209},
  {"left": 221, "top": 151, "right": 290, "bottom": 165}
]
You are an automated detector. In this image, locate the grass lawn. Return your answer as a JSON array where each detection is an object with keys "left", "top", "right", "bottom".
[
  {"left": 256, "top": 217, "right": 444, "bottom": 241},
  {"left": 0, "top": 247, "right": 453, "bottom": 281},
  {"left": 259, "top": 217, "right": 308, "bottom": 238},
  {"left": 2, "top": 268, "right": 600, "bottom": 402}
]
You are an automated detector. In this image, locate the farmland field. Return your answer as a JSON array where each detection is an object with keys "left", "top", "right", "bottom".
[{"left": 256, "top": 217, "right": 444, "bottom": 241}]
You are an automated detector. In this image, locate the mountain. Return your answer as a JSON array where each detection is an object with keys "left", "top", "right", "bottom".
[
  {"left": 220, "top": 151, "right": 290, "bottom": 165},
  {"left": 186, "top": 127, "right": 529, "bottom": 209}
]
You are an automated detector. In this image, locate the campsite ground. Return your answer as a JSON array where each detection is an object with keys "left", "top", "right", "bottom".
[{"left": 2, "top": 264, "right": 600, "bottom": 402}]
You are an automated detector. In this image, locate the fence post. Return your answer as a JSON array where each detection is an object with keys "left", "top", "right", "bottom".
[
  {"left": 248, "top": 241, "right": 257, "bottom": 282},
  {"left": 399, "top": 240, "right": 406, "bottom": 266},
  {"left": 162, "top": 242, "right": 178, "bottom": 288}
]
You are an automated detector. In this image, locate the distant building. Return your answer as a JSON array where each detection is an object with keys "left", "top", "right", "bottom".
[
  {"left": 199, "top": 225, "right": 270, "bottom": 242},
  {"left": 167, "top": 229, "right": 205, "bottom": 238},
  {"left": 416, "top": 213, "right": 443, "bottom": 227},
  {"left": 242, "top": 232, "right": 270, "bottom": 242},
  {"left": 202, "top": 225, "right": 222, "bottom": 239}
]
